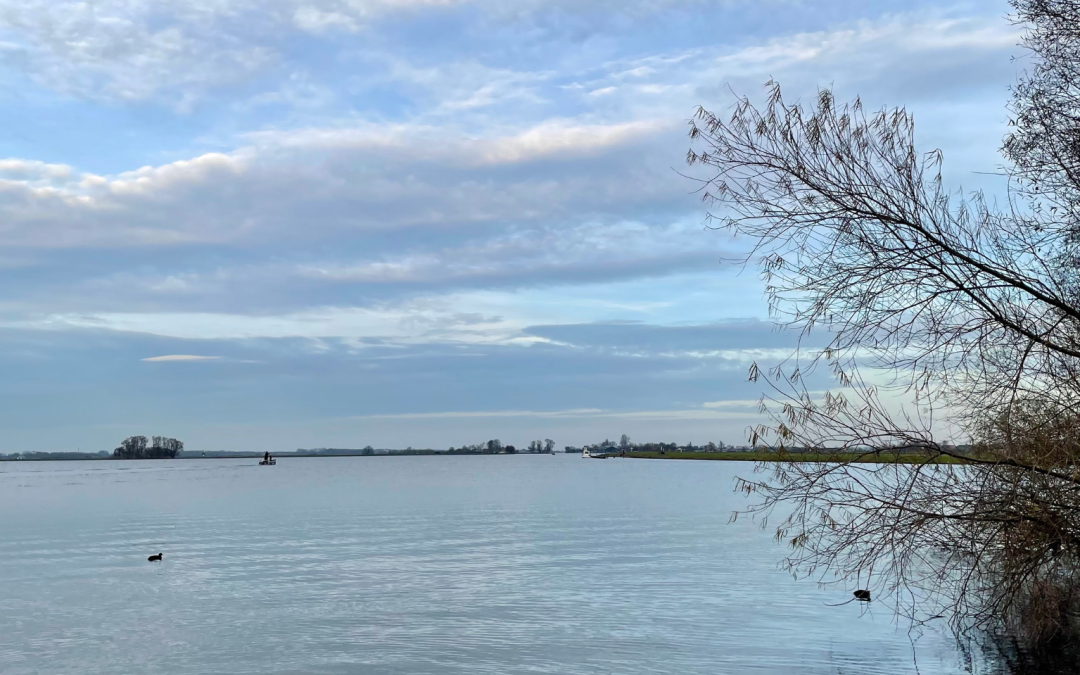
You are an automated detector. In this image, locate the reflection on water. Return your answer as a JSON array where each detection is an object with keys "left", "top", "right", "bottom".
[
  {"left": 967, "top": 634, "right": 1080, "bottom": 675},
  {"left": 0, "top": 456, "right": 1031, "bottom": 674}
]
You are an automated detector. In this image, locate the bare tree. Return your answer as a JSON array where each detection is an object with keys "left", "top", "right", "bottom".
[
  {"left": 686, "top": 1, "right": 1080, "bottom": 646},
  {"left": 1005, "top": 0, "right": 1080, "bottom": 234},
  {"left": 113, "top": 435, "right": 181, "bottom": 459},
  {"left": 113, "top": 435, "right": 149, "bottom": 459}
]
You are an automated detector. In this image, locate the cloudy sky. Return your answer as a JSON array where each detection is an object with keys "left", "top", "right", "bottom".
[{"left": 0, "top": 0, "right": 1020, "bottom": 452}]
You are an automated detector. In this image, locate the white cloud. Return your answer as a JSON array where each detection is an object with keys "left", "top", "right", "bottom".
[
  {"left": 702, "top": 399, "right": 762, "bottom": 410},
  {"left": 349, "top": 406, "right": 755, "bottom": 420},
  {"left": 475, "top": 120, "right": 667, "bottom": 164},
  {"left": 46, "top": 302, "right": 523, "bottom": 342},
  {"left": 0, "top": 7, "right": 1019, "bottom": 253},
  {"left": 0, "top": 0, "right": 1013, "bottom": 114},
  {"left": 0, "top": 3, "right": 1023, "bottom": 345},
  {"left": 0, "top": 159, "right": 73, "bottom": 182},
  {"left": 140, "top": 354, "right": 221, "bottom": 362},
  {"left": 291, "top": 0, "right": 466, "bottom": 34},
  {"left": 0, "top": 116, "right": 678, "bottom": 249},
  {"left": 0, "top": 2, "right": 272, "bottom": 108},
  {"left": 294, "top": 217, "right": 706, "bottom": 281},
  {"left": 292, "top": 6, "right": 361, "bottom": 33},
  {"left": 0, "top": 0, "right": 473, "bottom": 105},
  {"left": 243, "top": 118, "right": 667, "bottom": 166},
  {"left": 559, "top": 14, "right": 1018, "bottom": 119}
]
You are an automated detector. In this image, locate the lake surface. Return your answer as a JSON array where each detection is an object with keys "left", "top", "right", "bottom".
[{"left": 0, "top": 455, "right": 1009, "bottom": 674}]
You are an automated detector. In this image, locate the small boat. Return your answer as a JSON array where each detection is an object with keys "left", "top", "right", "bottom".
[
  {"left": 581, "top": 447, "right": 591, "bottom": 458},
  {"left": 259, "top": 459, "right": 276, "bottom": 466}
]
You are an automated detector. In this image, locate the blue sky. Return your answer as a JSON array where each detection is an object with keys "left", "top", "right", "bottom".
[{"left": 0, "top": 0, "right": 1020, "bottom": 452}]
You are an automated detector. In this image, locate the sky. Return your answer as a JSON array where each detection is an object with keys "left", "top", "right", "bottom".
[{"left": 0, "top": 0, "right": 1023, "bottom": 453}]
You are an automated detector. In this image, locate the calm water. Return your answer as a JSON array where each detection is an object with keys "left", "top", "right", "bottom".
[{"left": 1, "top": 455, "right": 1004, "bottom": 674}]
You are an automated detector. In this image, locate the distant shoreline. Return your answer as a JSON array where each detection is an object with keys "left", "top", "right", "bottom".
[
  {"left": 1, "top": 450, "right": 965, "bottom": 464},
  {"left": 0, "top": 451, "right": 547, "bottom": 462}
]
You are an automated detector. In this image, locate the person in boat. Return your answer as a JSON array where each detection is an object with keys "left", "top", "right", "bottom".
[{"left": 264, "top": 451, "right": 270, "bottom": 463}]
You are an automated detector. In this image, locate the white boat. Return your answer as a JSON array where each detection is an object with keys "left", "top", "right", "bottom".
[
  {"left": 259, "top": 459, "right": 276, "bottom": 466},
  {"left": 581, "top": 447, "right": 590, "bottom": 458}
]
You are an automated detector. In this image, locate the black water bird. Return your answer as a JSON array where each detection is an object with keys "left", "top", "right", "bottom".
[
  {"left": 853, "top": 590, "right": 871, "bottom": 602},
  {"left": 148, "top": 553, "right": 163, "bottom": 562}
]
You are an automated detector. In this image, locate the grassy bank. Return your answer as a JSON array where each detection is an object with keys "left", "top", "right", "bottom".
[{"left": 620, "top": 450, "right": 968, "bottom": 464}]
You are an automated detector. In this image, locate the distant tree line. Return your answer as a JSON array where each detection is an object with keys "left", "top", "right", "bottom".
[
  {"left": 526, "top": 439, "right": 555, "bottom": 453},
  {"left": 0, "top": 451, "right": 111, "bottom": 460},
  {"left": 295, "top": 447, "right": 379, "bottom": 456},
  {"left": 112, "top": 436, "right": 184, "bottom": 460},
  {"left": 563, "top": 435, "right": 734, "bottom": 454},
  {"left": 447, "top": 439, "right": 523, "bottom": 454},
  {"left": 293, "top": 437, "right": 764, "bottom": 456}
]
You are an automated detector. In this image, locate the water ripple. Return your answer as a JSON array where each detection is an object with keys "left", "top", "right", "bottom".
[{"left": 1, "top": 456, "right": 1002, "bottom": 675}]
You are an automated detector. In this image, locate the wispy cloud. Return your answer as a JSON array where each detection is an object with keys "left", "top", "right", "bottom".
[
  {"left": 140, "top": 354, "right": 221, "bottom": 362},
  {"left": 349, "top": 406, "right": 756, "bottom": 421}
]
